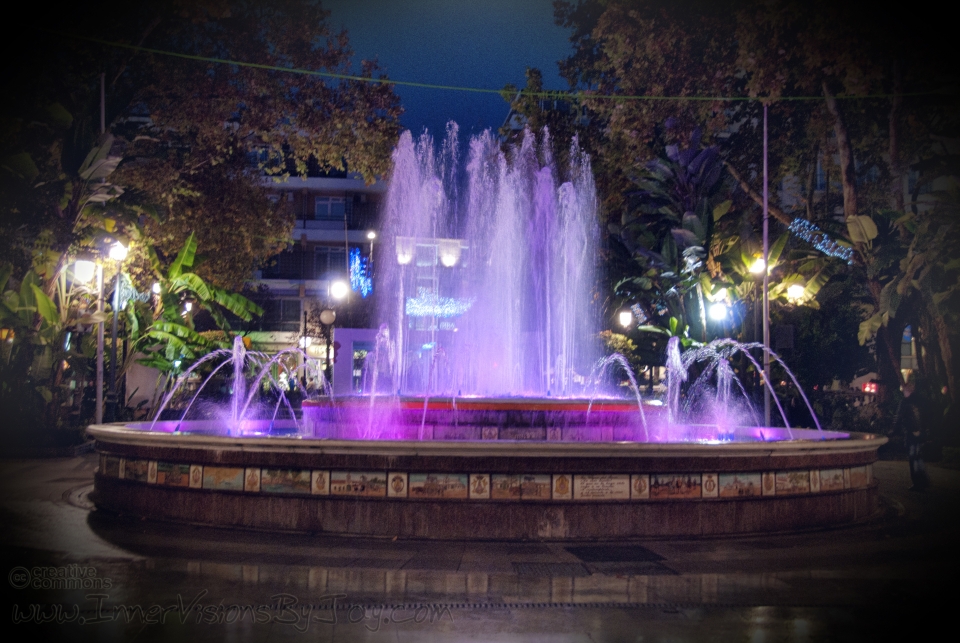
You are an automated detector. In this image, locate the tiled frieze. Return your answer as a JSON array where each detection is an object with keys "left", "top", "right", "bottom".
[{"left": 97, "top": 459, "right": 875, "bottom": 501}]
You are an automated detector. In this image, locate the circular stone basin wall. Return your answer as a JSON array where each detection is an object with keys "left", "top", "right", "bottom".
[{"left": 87, "top": 422, "right": 886, "bottom": 540}]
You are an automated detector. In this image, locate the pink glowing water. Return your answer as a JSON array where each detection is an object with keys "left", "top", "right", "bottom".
[
  {"left": 376, "top": 125, "right": 600, "bottom": 397},
  {"left": 135, "top": 126, "right": 843, "bottom": 443}
]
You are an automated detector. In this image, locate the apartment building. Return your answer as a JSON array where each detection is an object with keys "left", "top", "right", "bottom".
[{"left": 242, "top": 171, "right": 384, "bottom": 394}]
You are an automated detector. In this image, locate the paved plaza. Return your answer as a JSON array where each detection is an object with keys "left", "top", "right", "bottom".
[{"left": 1, "top": 452, "right": 957, "bottom": 641}]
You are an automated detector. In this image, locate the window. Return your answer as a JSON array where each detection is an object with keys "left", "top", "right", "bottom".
[
  {"left": 315, "top": 246, "right": 347, "bottom": 278},
  {"left": 262, "top": 299, "right": 302, "bottom": 332},
  {"left": 314, "top": 196, "right": 346, "bottom": 220}
]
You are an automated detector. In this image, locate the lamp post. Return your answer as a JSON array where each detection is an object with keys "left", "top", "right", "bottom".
[
  {"left": 762, "top": 102, "right": 772, "bottom": 426},
  {"left": 367, "top": 231, "right": 376, "bottom": 269},
  {"left": 71, "top": 260, "right": 104, "bottom": 424},
  {"left": 104, "top": 242, "right": 127, "bottom": 422},
  {"left": 321, "top": 279, "right": 349, "bottom": 390},
  {"left": 319, "top": 308, "right": 336, "bottom": 387}
]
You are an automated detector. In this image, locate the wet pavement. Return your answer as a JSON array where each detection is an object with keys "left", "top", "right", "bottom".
[{"left": 1, "top": 453, "right": 958, "bottom": 641}]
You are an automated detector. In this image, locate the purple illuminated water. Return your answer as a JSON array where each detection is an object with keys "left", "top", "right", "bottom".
[
  {"left": 150, "top": 336, "right": 327, "bottom": 436},
  {"left": 376, "top": 125, "right": 600, "bottom": 397},
  {"left": 133, "top": 125, "right": 847, "bottom": 444}
]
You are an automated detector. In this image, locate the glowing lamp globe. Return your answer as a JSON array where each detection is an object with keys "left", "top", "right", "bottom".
[
  {"left": 330, "top": 281, "right": 349, "bottom": 300},
  {"left": 73, "top": 260, "right": 96, "bottom": 284}
]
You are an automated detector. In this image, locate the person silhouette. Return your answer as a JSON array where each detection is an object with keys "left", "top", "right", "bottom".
[{"left": 896, "top": 375, "right": 930, "bottom": 492}]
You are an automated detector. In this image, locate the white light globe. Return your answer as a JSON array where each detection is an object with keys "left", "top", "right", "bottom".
[
  {"left": 330, "top": 280, "right": 349, "bottom": 300},
  {"left": 708, "top": 302, "right": 728, "bottom": 321},
  {"left": 787, "top": 284, "right": 805, "bottom": 301},
  {"left": 109, "top": 242, "right": 128, "bottom": 261},
  {"left": 73, "top": 260, "right": 96, "bottom": 284}
]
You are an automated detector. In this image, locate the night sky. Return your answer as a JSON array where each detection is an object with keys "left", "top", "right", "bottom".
[{"left": 322, "top": 0, "right": 571, "bottom": 139}]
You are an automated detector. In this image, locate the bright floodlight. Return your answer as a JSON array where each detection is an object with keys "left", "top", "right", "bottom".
[
  {"left": 152, "top": 282, "right": 161, "bottom": 294},
  {"left": 708, "top": 302, "right": 728, "bottom": 321},
  {"left": 787, "top": 284, "right": 805, "bottom": 301},
  {"left": 748, "top": 257, "right": 766, "bottom": 274},
  {"left": 330, "top": 280, "right": 349, "bottom": 300},
  {"left": 618, "top": 310, "right": 632, "bottom": 328},
  {"left": 367, "top": 231, "right": 376, "bottom": 240},
  {"left": 73, "top": 260, "right": 96, "bottom": 284},
  {"left": 109, "top": 242, "right": 128, "bottom": 261},
  {"left": 183, "top": 301, "right": 193, "bottom": 312}
]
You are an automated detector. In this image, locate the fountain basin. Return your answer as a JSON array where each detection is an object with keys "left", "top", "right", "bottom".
[{"left": 87, "top": 418, "right": 886, "bottom": 540}]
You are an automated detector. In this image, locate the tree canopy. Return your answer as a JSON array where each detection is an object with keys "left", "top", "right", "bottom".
[
  {"left": 0, "top": 0, "right": 403, "bottom": 438},
  {"left": 503, "top": 0, "right": 959, "bottom": 424}
]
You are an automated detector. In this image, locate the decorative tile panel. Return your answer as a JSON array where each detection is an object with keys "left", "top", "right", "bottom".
[
  {"left": 701, "top": 473, "right": 719, "bottom": 498},
  {"left": 650, "top": 474, "right": 702, "bottom": 500},
  {"left": 189, "top": 465, "right": 203, "bottom": 489},
  {"left": 244, "top": 468, "right": 261, "bottom": 492},
  {"left": 468, "top": 474, "right": 490, "bottom": 499},
  {"left": 203, "top": 466, "right": 244, "bottom": 491},
  {"left": 574, "top": 474, "right": 631, "bottom": 500},
  {"left": 491, "top": 475, "right": 521, "bottom": 499},
  {"left": 820, "top": 469, "right": 844, "bottom": 491},
  {"left": 520, "top": 474, "right": 552, "bottom": 500},
  {"left": 330, "top": 471, "right": 386, "bottom": 497},
  {"left": 124, "top": 459, "right": 150, "bottom": 483},
  {"left": 719, "top": 473, "right": 761, "bottom": 497},
  {"left": 552, "top": 474, "right": 573, "bottom": 500},
  {"left": 157, "top": 462, "right": 191, "bottom": 487},
  {"left": 849, "top": 465, "right": 869, "bottom": 489},
  {"left": 761, "top": 472, "right": 776, "bottom": 496},
  {"left": 261, "top": 468, "right": 311, "bottom": 494},
  {"left": 775, "top": 471, "right": 810, "bottom": 494},
  {"left": 410, "top": 473, "right": 468, "bottom": 499},
  {"left": 630, "top": 474, "right": 650, "bottom": 499},
  {"left": 387, "top": 472, "right": 408, "bottom": 497},
  {"left": 147, "top": 461, "right": 157, "bottom": 484},
  {"left": 311, "top": 470, "right": 330, "bottom": 495}
]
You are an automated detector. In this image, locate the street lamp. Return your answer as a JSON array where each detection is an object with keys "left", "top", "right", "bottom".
[
  {"left": 708, "top": 302, "right": 728, "bottom": 321},
  {"left": 71, "top": 258, "right": 105, "bottom": 423},
  {"left": 319, "top": 308, "right": 336, "bottom": 386},
  {"left": 73, "top": 260, "right": 96, "bottom": 284},
  {"left": 618, "top": 309, "right": 633, "bottom": 328},
  {"left": 104, "top": 242, "right": 127, "bottom": 422},
  {"left": 786, "top": 283, "right": 805, "bottom": 303},
  {"left": 367, "top": 231, "right": 376, "bottom": 268},
  {"left": 330, "top": 280, "right": 349, "bottom": 301},
  {"left": 748, "top": 257, "right": 766, "bottom": 276}
]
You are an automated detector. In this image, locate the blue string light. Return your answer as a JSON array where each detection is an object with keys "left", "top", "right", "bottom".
[
  {"left": 787, "top": 218, "right": 855, "bottom": 264},
  {"left": 405, "top": 292, "right": 474, "bottom": 318},
  {"left": 349, "top": 248, "right": 373, "bottom": 297}
]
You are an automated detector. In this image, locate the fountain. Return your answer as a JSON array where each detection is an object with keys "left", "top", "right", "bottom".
[{"left": 87, "top": 126, "right": 886, "bottom": 540}]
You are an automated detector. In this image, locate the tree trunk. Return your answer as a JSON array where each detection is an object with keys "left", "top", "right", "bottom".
[
  {"left": 887, "top": 61, "right": 904, "bottom": 213},
  {"left": 805, "top": 144, "right": 818, "bottom": 221},
  {"left": 823, "top": 83, "right": 858, "bottom": 219},
  {"left": 723, "top": 162, "right": 792, "bottom": 225},
  {"left": 867, "top": 278, "right": 904, "bottom": 407},
  {"left": 922, "top": 285, "right": 957, "bottom": 408}
]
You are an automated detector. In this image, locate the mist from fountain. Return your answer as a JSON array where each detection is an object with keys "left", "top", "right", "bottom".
[
  {"left": 663, "top": 337, "right": 824, "bottom": 439},
  {"left": 376, "top": 124, "right": 600, "bottom": 398},
  {"left": 150, "top": 336, "right": 329, "bottom": 436},
  {"left": 134, "top": 122, "right": 833, "bottom": 444}
]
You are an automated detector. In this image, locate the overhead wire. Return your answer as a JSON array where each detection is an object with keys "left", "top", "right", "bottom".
[{"left": 57, "top": 32, "right": 949, "bottom": 103}]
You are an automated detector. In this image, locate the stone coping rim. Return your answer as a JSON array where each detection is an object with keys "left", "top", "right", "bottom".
[{"left": 87, "top": 424, "right": 887, "bottom": 459}]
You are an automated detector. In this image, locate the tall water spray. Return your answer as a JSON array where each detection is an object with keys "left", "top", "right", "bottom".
[{"left": 378, "top": 126, "right": 601, "bottom": 397}]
